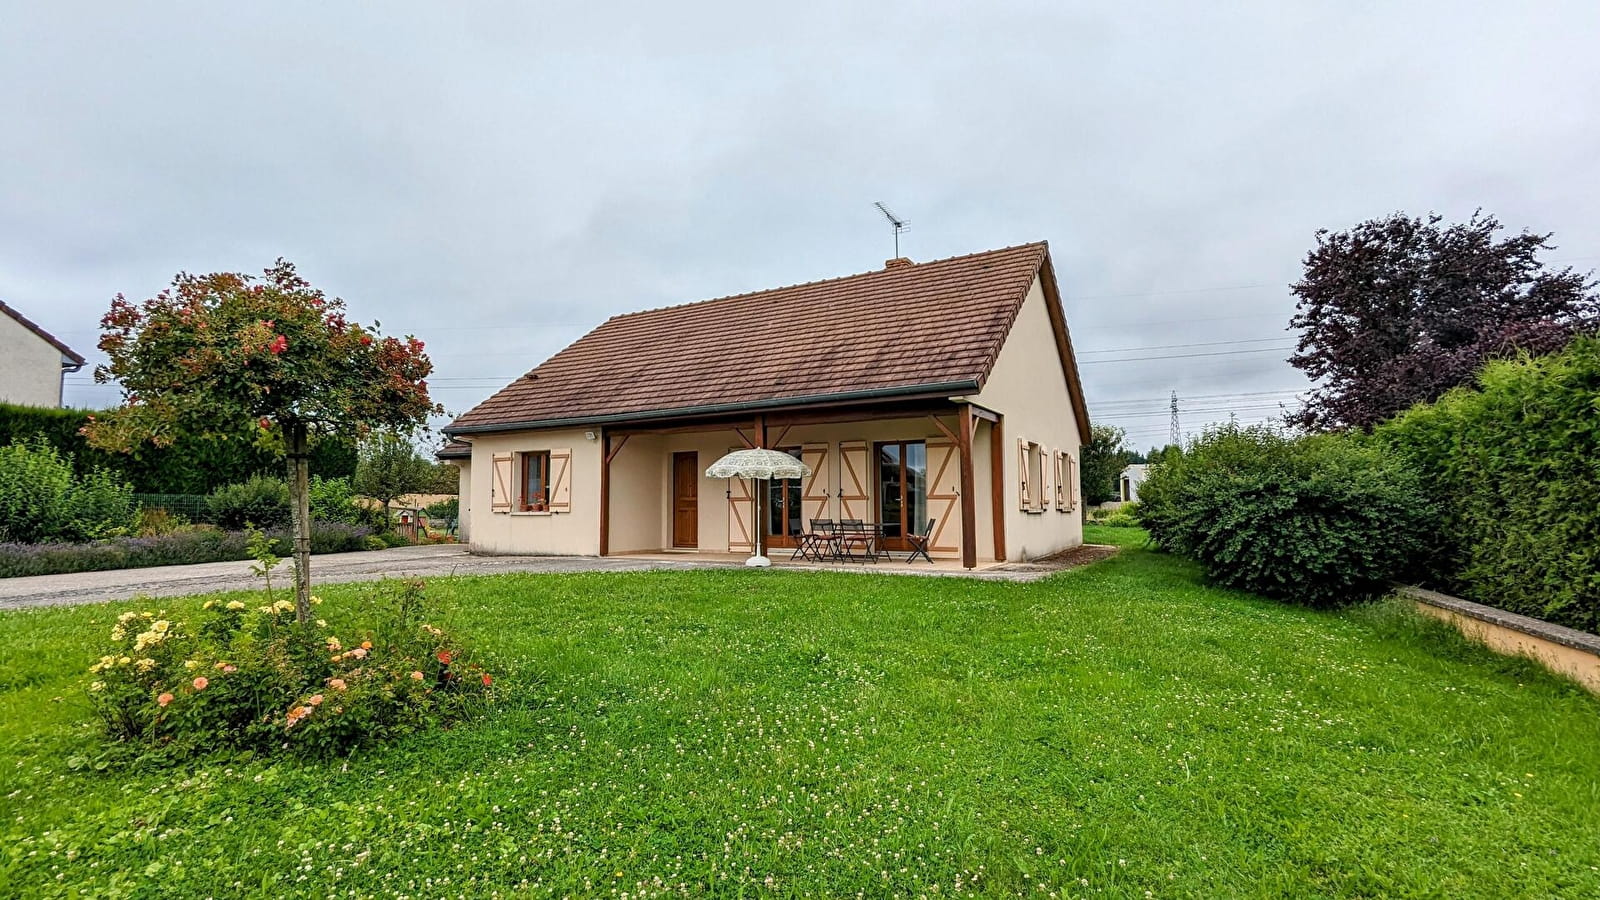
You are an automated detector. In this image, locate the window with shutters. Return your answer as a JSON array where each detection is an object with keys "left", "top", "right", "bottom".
[{"left": 519, "top": 451, "right": 551, "bottom": 512}]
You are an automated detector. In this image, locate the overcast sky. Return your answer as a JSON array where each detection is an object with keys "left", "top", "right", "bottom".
[{"left": 5, "top": 1, "right": 1598, "bottom": 450}]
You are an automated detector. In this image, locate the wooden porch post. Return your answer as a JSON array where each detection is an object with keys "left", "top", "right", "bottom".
[
  {"left": 958, "top": 405, "right": 978, "bottom": 569},
  {"left": 599, "top": 430, "right": 611, "bottom": 557},
  {"left": 990, "top": 415, "right": 1006, "bottom": 562}
]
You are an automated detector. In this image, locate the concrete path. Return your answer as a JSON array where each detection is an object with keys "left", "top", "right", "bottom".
[
  {"left": 0, "top": 542, "right": 1093, "bottom": 611},
  {"left": 0, "top": 546, "right": 695, "bottom": 611}
]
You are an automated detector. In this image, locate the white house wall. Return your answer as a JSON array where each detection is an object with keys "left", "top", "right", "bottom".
[
  {"left": 0, "top": 313, "right": 67, "bottom": 407},
  {"left": 973, "top": 274, "right": 1085, "bottom": 560}
]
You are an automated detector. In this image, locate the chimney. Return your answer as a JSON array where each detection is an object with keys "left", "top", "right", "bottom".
[{"left": 884, "top": 257, "right": 913, "bottom": 269}]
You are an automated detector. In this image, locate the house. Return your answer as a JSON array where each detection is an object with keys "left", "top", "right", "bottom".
[
  {"left": 1119, "top": 464, "right": 1150, "bottom": 503},
  {"left": 440, "top": 242, "right": 1091, "bottom": 569},
  {"left": 0, "top": 300, "right": 85, "bottom": 408}
]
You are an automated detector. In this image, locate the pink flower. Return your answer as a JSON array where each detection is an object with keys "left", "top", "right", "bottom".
[
  {"left": 268, "top": 334, "right": 288, "bottom": 354},
  {"left": 258, "top": 417, "right": 271, "bottom": 430},
  {"left": 309, "top": 694, "right": 324, "bottom": 706},
  {"left": 157, "top": 692, "right": 174, "bottom": 707},
  {"left": 328, "top": 678, "right": 347, "bottom": 691},
  {"left": 350, "top": 647, "right": 368, "bottom": 659},
  {"left": 410, "top": 671, "right": 424, "bottom": 681},
  {"left": 481, "top": 674, "right": 493, "bottom": 687},
  {"left": 436, "top": 650, "right": 452, "bottom": 665},
  {"left": 192, "top": 677, "right": 208, "bottom": 691},
  {"left": 222, "top": 665, "right": 237, "bottom": 674}
]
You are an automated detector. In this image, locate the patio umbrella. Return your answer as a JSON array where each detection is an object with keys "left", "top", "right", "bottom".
[{"left": 706, "top": 447, "right": 812, "bottom": 567}]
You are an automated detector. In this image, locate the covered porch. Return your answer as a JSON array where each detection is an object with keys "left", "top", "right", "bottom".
[{"left": 599, "top": 399, "right": 1006, "bottom": 568}]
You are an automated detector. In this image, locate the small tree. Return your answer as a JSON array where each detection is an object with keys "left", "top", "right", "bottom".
[
  {"left": 1288, "top": 211, "right": 1598, "bottom": 430},
  {"left": 1079, "top": 424, "right": 1133, "bottom": 506},
  {"left": 354, "top": 433, "right": 434, "bottom": 527},
  {"left": 86, "top": 261, "right": 439, "bottom": 622}
]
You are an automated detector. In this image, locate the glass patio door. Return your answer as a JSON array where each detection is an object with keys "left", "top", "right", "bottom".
[
  {"left": 875, "top": 440, "right": 927, "bottom": 550},
  {"left": 766, "top": 446, "right": 804, "bottom": 548}
]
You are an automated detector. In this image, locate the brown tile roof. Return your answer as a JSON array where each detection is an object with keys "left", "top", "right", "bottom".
[
  {"left": 435, "top": 440, "right": 472, "bottom": 460},
  {"left": 446, "top": 242, "right": 1088, "bottom": 434},
  {"left": 0, "top": 299, "right": 85, "bottom": 367}
]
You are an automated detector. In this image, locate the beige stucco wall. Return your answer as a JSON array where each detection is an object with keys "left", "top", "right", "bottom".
[
  {"left": 448, "top": 460, "right": 472, "bottom": 542},
  {"left": 608, "top": 434, "right": 665, "bottom": 553},
  {"left": 464, "top": 428, "right": 602, "bottom": 555},
  {"left": 0, "top": 313, "right": 68, "bottom": 407},
  {"left": 972, "top": 274, "right": 1085, "bottom": 560}
]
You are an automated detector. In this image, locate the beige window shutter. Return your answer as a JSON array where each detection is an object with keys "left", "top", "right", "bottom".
[
  {"left": 1017, "top": 437, "right": 1030, "bottom": 510},
  {"left": 1040, "top": 445, "right": 1054, "bottom": 511},
  {"left": 490, "top": 453, "right": 513, "bottom": 513},
  {"left": 801, "top": 442, "right": 831, "bottom": 522},
  {"left": 726, "top": 446, "right": 754, "bottom": 552},
  {"left": 925, "top": 436, "right": 961, "bottom": 554},
  {"left": 548, "top": 449, "right": 572, "bottom": 512},
  {"left": 1049, "top": 451, "right": 1062, "bottom": 509},
  {"left": 1065, "top": 454, "right": 1077, "bottom": 511},
  {"left": 837, "top": 441, "right": 869, "bottom": 522}
]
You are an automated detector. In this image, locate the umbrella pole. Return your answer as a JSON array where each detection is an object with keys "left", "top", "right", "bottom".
[{"left": 748, "top": 475, "right": 771, "bottom": 568}]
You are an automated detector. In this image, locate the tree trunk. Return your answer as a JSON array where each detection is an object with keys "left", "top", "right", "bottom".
[{"left": 285, "top": 422, "right": 313, "bottom": 623}]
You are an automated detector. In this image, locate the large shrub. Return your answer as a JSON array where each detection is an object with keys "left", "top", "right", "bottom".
[
  {"left": 308, "top": 475, "right": 364, "bottom": 525},
  {"left": 207, "top": 475, "right": 291, "bottom": 529},
  {"left": 0, "top": 437, "right": 134, "bottom": 543},
  {"left": 87, "top": 580, "right": 493, "bottom": 759},
  {"left": 1378, "top": 335, "right": 1600, "bottom": 633},
  {"left": 1138, "top": 424, "right": 1434, "bottom": 607}
]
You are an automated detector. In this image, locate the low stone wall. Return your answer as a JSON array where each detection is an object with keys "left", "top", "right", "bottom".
[{"left": 1400, "top": 585, "right": 1600, "bottom": 694}]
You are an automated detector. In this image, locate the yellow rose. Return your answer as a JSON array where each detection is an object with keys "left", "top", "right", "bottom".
[
  {"left": 110, "top": 626, "right": 126, "bottom": 642},
  {"left": 151, "top": 620, "right": 170, "bottom": 634},
  {"left": 136, "top": 658, "right": 157, "bottom": 672},
  {"left": 311, "top": 596, "right": 323, "bottom": 606},
  {"left": 203, "top": 600, "right": 216, "bottom": 610},
  {"left": 89, "top": 681, "right": 105, "bottom": 693},
  {"left": 226, "top": 600, "right": 246, "bottom": 611},
  {"left": 117, "top": 656, "right": 132, "bottom": 666},
  {"left": 184, "top": 660, "right": 200, "bottom": 670}
]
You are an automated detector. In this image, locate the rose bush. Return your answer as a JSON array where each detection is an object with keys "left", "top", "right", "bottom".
[{"left": 87, "top": 580, "right": 492, "bottom": 760}]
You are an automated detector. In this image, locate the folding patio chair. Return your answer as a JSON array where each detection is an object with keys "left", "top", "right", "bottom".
[
  {"left": 905, "top": 518, "right": 936, "bottom": 564},
  {"left": 792, "top": 519, "right": 836, "bottom": 562},
  {"left": 836, "top": 519, "right": 872, "bottom": 562}
]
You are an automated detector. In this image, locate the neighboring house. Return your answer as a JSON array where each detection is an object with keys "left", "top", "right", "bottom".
[
  {"left": 440, "top": 242, "right": 1092, "bottom": 568},
  {"left": 1119, "top": 464, "right": 1150, "bottom": 503},
  {"left": 0, "top": 300, "right": 85, "bottom": 408}
]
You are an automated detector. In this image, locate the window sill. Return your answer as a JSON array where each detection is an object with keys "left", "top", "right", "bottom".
[{"left": 511, "top": 510, "right": 556, "bottom": 517}]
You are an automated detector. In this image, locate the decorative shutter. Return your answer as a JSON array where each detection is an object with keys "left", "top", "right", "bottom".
[
  {"left": 1040, "top": 445, "right": 1054, "bottom": 511},
  {"left": 1066, "top": 454, "right": 1077, "bottom": 511},
  {"left": 801, "top": 442, "right": 832, "bottom": 523},
  {"left": 926, "top": 437, "right": 962, "bottom": 556},
  {"left": 491, "top": 453, "right": 513, "bottom": 513},
  {"left": 1053, "top": 452, "right": 1065, "bottom": 511},
  {"left": 548, "top": 449, "right": 572, "bottom": 512},
  {"left": 837, "top": 441, "right": 870, "bottom": 522},
  {"left": 726, "top": 448, "right": 754, "bottom": 553},
  {"left": 1017, "top": 438, "right": 1031, "bottom": 511}
]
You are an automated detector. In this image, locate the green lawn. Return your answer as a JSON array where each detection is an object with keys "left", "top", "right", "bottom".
[{"left": 3, "top": 526, "right": 1599, "bottom": 898}]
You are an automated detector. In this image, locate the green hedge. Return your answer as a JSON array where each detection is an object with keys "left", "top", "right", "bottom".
[
  {"left": 1138, "top": 424, "right": 1435, "bottom": 608},
  {"left": 1379, "top": 336, "right": 1600, "bottom": 633},
  {"left": 0, "top": 403, "right": 356, "bottom": 494}
]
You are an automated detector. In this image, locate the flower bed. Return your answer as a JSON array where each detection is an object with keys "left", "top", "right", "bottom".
[{"left": 0, "top": 522, "right": 375, "bottom": 578}]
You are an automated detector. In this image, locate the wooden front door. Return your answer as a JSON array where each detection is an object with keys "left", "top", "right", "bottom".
[{"left": 672, "top": 452, "right": 698, "bottom": 548}]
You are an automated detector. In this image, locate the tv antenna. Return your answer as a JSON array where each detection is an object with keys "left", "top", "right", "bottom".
[{"left": 874, "top": 202, "right": 909, "bottom": 257}]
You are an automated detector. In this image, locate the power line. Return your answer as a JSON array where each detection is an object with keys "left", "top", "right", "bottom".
[
  {"left": 1079, "top": 336, "right": 1289, "bottom": 354},
  {"left": 1078, "top": 345, "right": 1296, "bottom": 364}
]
